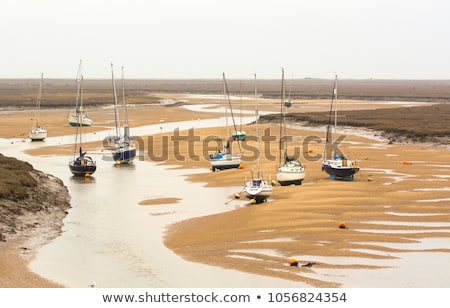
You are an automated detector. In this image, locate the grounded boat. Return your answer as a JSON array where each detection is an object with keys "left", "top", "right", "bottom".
[
  {"left": 68, "top": 111, "right": 93, "bottom": 127},
  {"left": 276, "top": 68, "right": 306, "bottom": 186},
  {"left": 68, "top": 62, "right": 93, "bottom": 127},
  {"left": 322, "top": 75, "right": 359, "bottom": 180},
  {"left": 29, "top": 73, "right": 47, "bottom": 141},
  {"left": 69, "top": 146, "right": 97, "bottom": 176},
  {"left": 109, "top": 64, "right": 136, "bottom": 164},
  {"left": 231, "top": 81, "right": 247, "bottom": 141},
  {"left": 244, "top": 74, "right": 272, "bottom": 203},
  {"left": 209, "top": 73, "right": 242, "bottom": 172},
  {"left": 209, "top": 140, "right": 242, "bottom": 171},
  {"left": 231, "top": 129, "right": 247, "bottom": 141},
  {"left": 68, "top": 66, "right": 97, "bottom": 177}
]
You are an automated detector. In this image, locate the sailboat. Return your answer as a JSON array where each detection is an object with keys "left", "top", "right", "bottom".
[
  {"left": 68, "top": 70, "right": 97, "bottom": 177},
  {"left": 243, "top": 74, "right": 273, "bottom": 203},
  {"left": 276, "top": 68, "right": 306, "bottom": 186},
  {"left": 68, "top": 63, "right": 93, "bottom": 127},
  {"left": 209, "top": 73, "right": 242, "bottom": 172},
  {"left": 68, "top": 107, "right": 93, "bottom": 127},
  {"left": 110, "top": 64, "right": 136, "bottom": 164},
  {"left": 29, "top": 73, "right": 47, "bottom": 141},
  {"left": 231, "top": 81, "right": 247, "bottom": 141},
  {"left": 322, "top": 75, "right": 359, "bottom": 180}
]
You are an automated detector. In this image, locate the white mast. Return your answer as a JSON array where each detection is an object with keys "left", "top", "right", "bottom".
[
  {"left": 222, "top": 72, "right": 229, "bottom": 142},
  {"left": 121, "top": 66, "right": 130, "bottom": 139},
  {"left": 254, "top": 73, "right": 261, "bottom": 178},
  {"left": 32, "top": 72, "right": 43, "bottom": 130},
  {"left": 279, "top": 67, "right": 286, "bottom": 167},
  {"left": 333, "top": 74, "right": 338, "bottom": 145},
  {"left": 111, "top": 63, "right": 120, "bottom": 138},
  {"left": 73, "top": 74, "right": 84, "bottom": 158}
]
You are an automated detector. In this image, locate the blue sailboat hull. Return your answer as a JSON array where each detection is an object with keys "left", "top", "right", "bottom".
[{"left": 112, "top": 147, "right": 136, "bottom": 163}]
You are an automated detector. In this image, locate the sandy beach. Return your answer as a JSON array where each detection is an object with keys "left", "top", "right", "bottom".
[{"left": 1, "top": 92, "right": 450, "bottom": 287}]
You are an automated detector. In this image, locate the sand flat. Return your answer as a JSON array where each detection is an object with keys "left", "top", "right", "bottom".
[{"left": 1, "top": 93, "right": 450, "bottom": 287}]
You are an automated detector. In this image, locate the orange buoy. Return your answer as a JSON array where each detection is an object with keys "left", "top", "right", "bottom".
[
  {"left": 289, "top": 258, "right": 299, "bottom": 266},
  {"left": 403, "top": 160, "right": 409, "bottom": 165},
  {"left": 239, "top": 164, "right": 245, "bottom": 169},
  {"left": 85, "top": 173, "right": 90, "bottom": 178},
  {"left": 338, "top": 221, "right": 347, "bottom": 229}
]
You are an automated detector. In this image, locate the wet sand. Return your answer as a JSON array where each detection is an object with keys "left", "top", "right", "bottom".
[{"left": 1, "top": 95, "right": 450, "bottom": 287}]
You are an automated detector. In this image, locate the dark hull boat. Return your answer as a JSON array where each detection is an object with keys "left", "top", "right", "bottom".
[
  {"left": 322, "top": 156, "right": 359, "bottom": 180},
  {"left": 112, "top": 141, "right": 136, "bottom": 164},
  {"left": 322, "top": 75, "right": 359, "bottom": 181},
  {"left": 110, "top": 65, "right": 136, "bottom": 165},
  {"left": 69, "top": 151, "right": 97, "bottom": 176},
  {"left": 68, "top": 62, "right": 97, "bottom": 177}
]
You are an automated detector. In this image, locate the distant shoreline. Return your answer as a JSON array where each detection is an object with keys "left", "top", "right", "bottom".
[{"left": 2, "top": 78, "right": 450, "bottom": 110}]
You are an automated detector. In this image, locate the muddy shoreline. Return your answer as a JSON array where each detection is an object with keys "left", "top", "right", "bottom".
[{"left": 0, "top": 166, "right": 70, "bottom": 287}]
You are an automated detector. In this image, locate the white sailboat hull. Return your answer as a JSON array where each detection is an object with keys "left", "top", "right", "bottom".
[
  {"left": 244, "top": 179, "right": 272, "bottom": 203},
  {"left": 276, "top": 164, "right": 306, "bottom": 186},
  {"left": 68, "top": 113, "right": 93, "bottom": 127},
  {"left": 29, "top": 128, "right": 47, "bottom": 141},
  {"left": 210, "top": 153, "right": 242, "bottom": 171}
]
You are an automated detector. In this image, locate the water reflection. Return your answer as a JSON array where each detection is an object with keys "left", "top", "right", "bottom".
[{"left": 69, "top": 176, "right": 97, "bottom": 184}]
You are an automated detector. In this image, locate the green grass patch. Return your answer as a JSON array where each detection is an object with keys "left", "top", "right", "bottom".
[{"left": 0, "top": 153, "right": 37, "bottom": 199}]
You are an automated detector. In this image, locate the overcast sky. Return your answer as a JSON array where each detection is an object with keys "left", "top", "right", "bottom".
[{"left": 2, "top": 0, "right": 449, "bottom": 79}]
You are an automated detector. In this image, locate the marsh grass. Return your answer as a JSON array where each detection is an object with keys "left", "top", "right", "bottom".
[
  {"left": 0, "top": 154, "right": 37, "bottom": 199},
  {"left": 261, "top": 103, "right": 450, "bottom": 143},
  {"left": 2, "top": 78, "right": 450, "bottom": 109}
]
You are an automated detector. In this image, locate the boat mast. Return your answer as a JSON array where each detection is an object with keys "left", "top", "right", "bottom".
[
  {"left": 239, "top": 80, "right": 243, "bottom": 133},
  {"left": 111, "top": 63, "right": 120, "bottom": 138},
  {"left": 279, "top": 68, "right": 286, "bottom": 167},
  {"left": 332, "top": 75, "right": 338, "bottom": 150},
  {"left": 73, "top": 75, "right": 83, "bottom": 158},
  {"left": 121, "top": 66, "right": 130, "bottom": 139},
  {"left": 254, "top": 73, "right": 261, "bottom": 178},
  {"left": 33, "top": 72, "right": 43, "bottom": 130},
  {"left": 222, "top": 73, "right": 229, "bottom": 143},
  {"left": 324, "top": 74, "right": 339, "bottom": 160},
  {"left": 333, "top": 75, "right": 337, "bottom": 144},
  {"left": 222, "top": 73, "right": 241, "bottom": 152},
  {"left": 74, "top": 61, "right": 83, "bottom": 115},
  {"left": 224, "top": 74, "right": 238, "bottom": 134}
]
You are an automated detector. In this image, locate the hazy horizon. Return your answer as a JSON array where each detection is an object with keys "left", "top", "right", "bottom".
[{"left": 3, "top": 0, "right": 450, "bottom": 80}]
